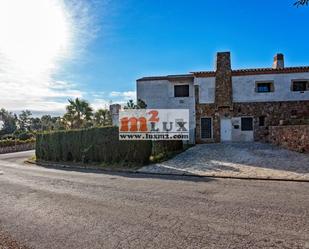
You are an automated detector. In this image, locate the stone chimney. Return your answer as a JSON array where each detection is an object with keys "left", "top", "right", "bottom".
[
  {"left": 272, "top": 53, "right": 284, "bottom": 69},
  {"left": 215, "top": 52, "right": 232, "bottom": 108}
]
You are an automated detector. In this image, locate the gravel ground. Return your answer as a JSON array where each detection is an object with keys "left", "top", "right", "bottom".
[
  {"left": 0, "top": 229, "right": 30, "bottom": 249},
  {"left": 139, "top": 142, "right": 309, "bottom": 180}
]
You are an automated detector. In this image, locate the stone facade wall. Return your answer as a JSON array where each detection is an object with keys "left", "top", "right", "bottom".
[
  {"left": 0, "top": 143, "right": 35, "bottom": 154},
  {"left": 267, "top": 125, "right": 309, "bottom": 153},
  {"left": 195, "top": 100, "right": 309, "bottom": 143}
]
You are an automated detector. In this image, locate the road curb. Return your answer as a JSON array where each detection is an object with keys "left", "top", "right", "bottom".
[{"left": 24, "top": 160, "right": 309, "bottom": 183}]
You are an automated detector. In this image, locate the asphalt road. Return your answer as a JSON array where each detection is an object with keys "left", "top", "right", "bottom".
[{"left": 0, "top": 151, "right": 308, "bottom": 249}]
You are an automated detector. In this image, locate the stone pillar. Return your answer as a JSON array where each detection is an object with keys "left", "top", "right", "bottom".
[
  {"left": 215, "top": 52, "right": 232, "bottom": 109},
  {"left": 109, "top": 104, "right": 121, "bottom": 127}
]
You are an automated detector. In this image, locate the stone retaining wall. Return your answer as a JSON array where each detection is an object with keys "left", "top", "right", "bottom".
[
  {"left": 267, "top": 125, "right": 309, "bottom": 153},
  {"left": 0, "top": 143, "right": 35, "bottom": 154}
]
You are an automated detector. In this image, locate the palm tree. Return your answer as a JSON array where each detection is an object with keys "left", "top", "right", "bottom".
[
  {"left": 94, "top": 109, "right": 111, "bottom": 127},
  {"left": 294, "top": 0, "right": 308, "bottom": 6},
  {"left": 124, "top": 99, "right": 147, "bottom": 109},
  {"left": 64, "top": 98, "right": 93, "bottom": 129},
  {"left": 124, "top": 99, "right": 135, "bottom": 109}
]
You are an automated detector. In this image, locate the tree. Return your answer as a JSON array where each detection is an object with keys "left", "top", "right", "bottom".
[
  {"left": 30, "top": 117, "right": 42, "bottom": 131},
  {"left": 0, "top": 108, "right": 17, "bottom": 136},
  {"left": 124, "top": 99, "right": 147, "bottom": 109},
  {"left": 41, "top": 115, "right": 53, "bottom": 131},
  {"left": 18, "top": 110, "right": 32, "bottom": 131},
  {"left": 94, "top": 109, "right": 112, "bottom": 127},
  {"left": 64, "top": 98, "right": 93, "bottom": 129},
  {"left": 124, "top": 99, "right": 135, "bottom": 109},
  {"left": 294, "top": 0, "right": 308, "bottom": 6},
  {"left": 137, "top": 99, "right": 147, "bottom": 109},
  {"left": 53, "top": 117, "right": 67, "bottom": 130},
  {"left": 40, "top": 115, "right": 57, "bottom": 130}
]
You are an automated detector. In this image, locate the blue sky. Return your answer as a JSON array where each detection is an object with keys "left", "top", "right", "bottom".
[{"left": 0, "top": 0, "right": 308, "bottom": 115}]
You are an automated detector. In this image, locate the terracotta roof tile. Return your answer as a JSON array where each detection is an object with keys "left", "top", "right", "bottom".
[
  {"left": 137, "top": 74, "right": 193, "bottom": 81},
  {"left": 192, "top": 66, "right": 309, "bottom": 77},
  {"left": 232, "top": 66, "right": 309, "bottom": 76},
  {"left": 191, "top": 71, "right": 215, "bottom": 77},
  {"left": 138, "top": 66, "right": 309, "bottom": 81}
]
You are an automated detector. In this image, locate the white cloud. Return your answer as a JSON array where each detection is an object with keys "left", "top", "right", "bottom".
[
  {"left": 91, "top": 98, "right": 110, "bottom": 110},
  {"left": 109, "top": 91, "right": 136, "bottom": 100},
  {"left": 0, "top": 0, "right": 97, "bottom": 114},
  {"left": 86, "top": 90, "right": 136, "bottom": 110}
]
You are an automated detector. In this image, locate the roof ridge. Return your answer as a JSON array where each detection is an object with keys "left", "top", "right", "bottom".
[
  {"left": 137, "top": 73, "right": 193, "bottom": 81},
  {"left": 138, "top": 66, "right": 309, "bottom": 81},
  {"left": 192, "top": 66, "right": 309, "bottom": 77},
  {"left": 192, "top": 65, "right": 309, "bottom": 73}
]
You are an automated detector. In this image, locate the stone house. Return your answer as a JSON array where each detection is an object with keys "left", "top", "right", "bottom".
[{"left": 137, "top": 52, "right": 309, "bottom": 144}]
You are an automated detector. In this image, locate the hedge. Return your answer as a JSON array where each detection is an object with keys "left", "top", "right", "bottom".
[
  {"left": 36, "top": 127, "right": 152, "bottom": 165},
  {"left": 0, "top": 138, "right": 36, "bottom": 148}
]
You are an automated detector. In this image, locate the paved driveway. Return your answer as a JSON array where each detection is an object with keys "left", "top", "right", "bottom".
[{"left": 139, "top": 142, "right": 309, "bottom": 181}]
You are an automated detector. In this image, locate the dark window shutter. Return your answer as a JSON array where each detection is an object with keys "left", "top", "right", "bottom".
[
  {"left": 241, "top": 117, "right": 253, "bottom": 131},
  {"left": 292, "top": 81, "right": 308, "bottom": 91},
  {"left": 174, "top": 85, "right": 189, "bottom": 97}
]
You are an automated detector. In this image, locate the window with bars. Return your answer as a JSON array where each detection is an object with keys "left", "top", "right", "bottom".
[
  {"left": 259, "top": 116, "right": 265, "bottom": 127},
  {"left": 256, "top": 82, "right": 273, "bottom": 93},
  {"left": 292, "top": 80, "right": 308, "bottom": 92},
  {"left": 201, "top": 118, "right": 212, "bottom": 139},
  {"left": 174, "top": 85, "right": 189, "bottom": 97}
]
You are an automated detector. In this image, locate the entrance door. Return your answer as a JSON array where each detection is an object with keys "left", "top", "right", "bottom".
[{"left": 220, "top": 118, "right": 232, "bottom": 141}]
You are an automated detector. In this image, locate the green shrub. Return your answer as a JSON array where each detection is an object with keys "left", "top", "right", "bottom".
[
  {"left": 17, "top": 132, "right": 33, "bottom": 141},
  {"left": 0, "top": 134, "right": 14, "bottom": 140},
  {"left": 35, "top": 127, "right": 152, "bottom": 165},
  {"left": 152, "top": 140, "right": 183, "bottom": 157},
  {"left": 0, "top": 138, "right": 36, "bottom": 148}
]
